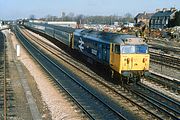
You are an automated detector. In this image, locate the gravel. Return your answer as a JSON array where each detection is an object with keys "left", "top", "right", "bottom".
[
  {"left": 150, "top": 62, "right": 180, "bottom": 80},
  {"left": 21, "top": 28, "right": 180, "bottom": 119},
  {"left": 3, "top": 29, "right": 85, "bottom": 120}
]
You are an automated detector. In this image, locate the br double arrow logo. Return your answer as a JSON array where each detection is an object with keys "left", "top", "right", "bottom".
[{"left": 78, "top": 37, "right": 84, "bottom": 52}]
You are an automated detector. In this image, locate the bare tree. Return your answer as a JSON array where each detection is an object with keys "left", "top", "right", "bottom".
[
  {"left": 29, "top": 14, "right": 35, "bottom": 20},
  {"left": 123, "top": 13, "right": 133, "bottom": 22},
  {"left": 67, "top": 12, "right": 75, "bottom": 21},
  {"left": 45, "top": 15, "right": 58, "bottom": 21},
  {"left": 61, "top": 12, "right": 66, "bottom": 21}
]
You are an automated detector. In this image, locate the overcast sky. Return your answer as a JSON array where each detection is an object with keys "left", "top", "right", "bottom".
[{"left": 0, "top": 0, "right": 179, "bottom": 20}]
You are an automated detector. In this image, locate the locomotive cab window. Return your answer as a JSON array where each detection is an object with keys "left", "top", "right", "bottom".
[
  {"left": 114, "top": 45, "right": 120, "bottom": 54},
  {"left": 121, "top": 45, "right": 135, "bottom": 54},
  {"left": 120, "top": 45, "right": 148, "bottom": 54},
  {"left": 135, "top": 45, "right": 148, "bottom": 53}
]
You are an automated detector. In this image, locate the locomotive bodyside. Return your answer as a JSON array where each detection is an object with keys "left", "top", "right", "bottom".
[
  {"left": 73, "top": 30, "right": 110, "bottom": 65},
  {"left": 24, "top": 22, "right": 150, "bottom": 82}
]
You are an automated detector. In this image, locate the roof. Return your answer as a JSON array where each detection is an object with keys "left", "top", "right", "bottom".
[
  {"left": 134, "top": 13, "right": 154, "bottom": 19},
  {"left": 151, "top": 10, "right": 176, "bottom": 18},
  {"left": 29, "top": 22, "right": 75, "bottom": 33},
  {"left": 48, "top": 24, "right": 75, "bottom": 33},
  {"left": 75, "top": 29, "right": 143, "bottom": 44}
]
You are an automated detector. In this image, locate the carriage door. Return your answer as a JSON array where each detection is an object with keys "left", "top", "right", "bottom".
[
  {"left": 110, "top": 44, "right": 120, "bottom": 72},
  {"left": 102, "top": 44, "right": 106, "bottom": 61},
  {"left": 98, "top": 44, "right": 102, "bottom": 60},
  {"left": 69, "top": 33, "right": 74, "bottom": 49},
  {"left": 106, "top": 46, "right": 110, "bottom": 63},
  {"left": 110, "top": 44, "right": 114, "bottom": 67}
]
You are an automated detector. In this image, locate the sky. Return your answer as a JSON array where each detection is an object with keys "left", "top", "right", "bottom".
[{"left": 0, "top": 0, "right": 180, "bottom": 20}]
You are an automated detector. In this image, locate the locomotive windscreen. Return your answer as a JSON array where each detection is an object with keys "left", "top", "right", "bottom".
[{"left": 120, "top": 45, "right": 148, "bottom": 54}]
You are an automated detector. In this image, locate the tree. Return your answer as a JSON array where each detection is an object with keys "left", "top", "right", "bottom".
[
  {"left": 29, "top": 14, "right": 35, "bottom": 20},
  {"left": 61, "top": 12, "right": 66, "bottom": 21},
  {"left": 67, "top": 12, "right": 75, "bottom": 21},
  {"left": 122, "top": 13, "right": 133, "bottom": 23},
  {"left": 75, "top": 14, "right": 85, "bottom": 24},
  {"left": 45, "top": 15, "right": 58, "bottom": 21}
]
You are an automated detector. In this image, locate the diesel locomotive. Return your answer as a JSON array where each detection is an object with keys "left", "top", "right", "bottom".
[{"left": 24, "top": 22, "right": 150, "bottom": 83}]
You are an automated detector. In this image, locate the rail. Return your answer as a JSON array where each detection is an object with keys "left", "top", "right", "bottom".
[
  {"left": 130, "top": 82, "right": 180, "bottom": 120},
  {"left": 15, "top": 26, "right": 127, "bottom": 120},
  {"left": 3, "top": 32, "right": 6, "bottom": 120},
  {"left": 147, "top": 71, "right": 180, "bottom": 93},
  {"left": 21, "top": 26, "right": 169, "bottom": 120},
  {"left": 150, "top": 51, "right": 180, "bottom": 70},
  {"left": 0, "top": 32, "right": 7, "bottom": 120}
]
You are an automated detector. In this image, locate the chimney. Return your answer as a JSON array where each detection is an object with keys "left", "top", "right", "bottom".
[
  {"left": 144, "top": 11, "right": 147, "bottom": 15},
  {"left": 156, "top": 8, "right": 160, "bottom": 12},
  {"left": 162, "top": 8, "right": 167, "bottom": 12},
  {"left": 170, "top": 7, "right": 176, "bottom": 12}
]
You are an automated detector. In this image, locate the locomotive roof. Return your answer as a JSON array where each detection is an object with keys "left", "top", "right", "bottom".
[{"left": 74, "top": 29, "right": 143, "bottom": 44}]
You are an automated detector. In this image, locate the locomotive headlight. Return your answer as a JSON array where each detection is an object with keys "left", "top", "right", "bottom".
[
  {"left": 127, "top": 58, "right": 130, "bottom": 64},
  {"left": 131, "top": 57, "right": 133, "bottom": 62},
  {"left": 143, "top": 58, "right": 147, "bottom": 63}
]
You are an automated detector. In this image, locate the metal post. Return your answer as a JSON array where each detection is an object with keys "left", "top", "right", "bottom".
[{"left": 160, "top": 51, "right": 164, "bottom": 72}]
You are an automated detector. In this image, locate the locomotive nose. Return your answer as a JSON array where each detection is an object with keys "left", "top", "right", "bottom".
[{"left": 121, "top": 54, "right": 149, "bottom": 71}]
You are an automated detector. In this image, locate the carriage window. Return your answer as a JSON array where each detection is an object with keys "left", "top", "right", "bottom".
[{"left": 135, "top": 45, "right": 148, "bottom": 53}]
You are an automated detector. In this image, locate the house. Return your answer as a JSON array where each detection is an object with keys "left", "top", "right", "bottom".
[
  {"left": 134, "top": 12, "right": 154, "bottom": 27},
  {"left": 0, "top": 21, "right": 2, "bottom": 28},
  {"left": 149, "top": 8, "right": 177, "bottom": 29}
]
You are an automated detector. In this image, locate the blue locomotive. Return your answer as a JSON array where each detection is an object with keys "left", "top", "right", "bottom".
[{"left": 24, "top": 22, "right": 149, "bottom": 82}]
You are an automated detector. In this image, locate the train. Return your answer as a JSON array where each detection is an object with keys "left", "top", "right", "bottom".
[{"left": 23, "top": 22, "right": 150, "bottom": 83}]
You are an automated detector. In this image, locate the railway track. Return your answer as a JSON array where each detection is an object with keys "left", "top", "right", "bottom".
[
  {"left": 15, "top": 26, "right": 128, "bottom": 120},
  {"left": 129, "top": 82, "right": 180, "bottom": 120},
  {"left": 148, "top": 43, "right": 180, "bottom": 55},
  {"left": 150, "top": 51, "right": 180, "bottom": 70},
  {"left": 146, "top": 71, "right": 180, "bottom": 94},
  {"left": 0, "top": 32, "right": 7, "bottom": 120},
  {"left": 20, "top": 27, "right": 180, "bottom": 120}
]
